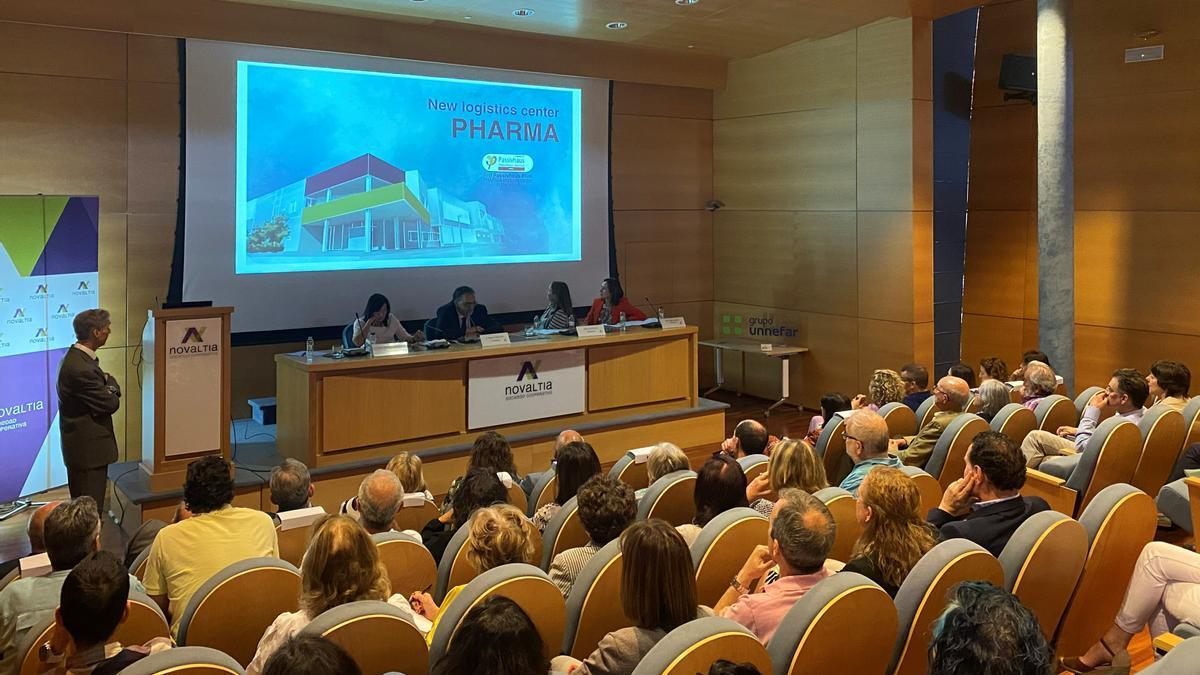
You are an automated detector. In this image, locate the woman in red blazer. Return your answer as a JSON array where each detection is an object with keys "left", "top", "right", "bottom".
[{"left": 584, "top": 277, "right": 647, "bottom": 325}]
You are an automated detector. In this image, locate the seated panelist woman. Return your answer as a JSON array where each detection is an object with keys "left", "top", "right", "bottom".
[
  {"left": 536, "top": 281, "right": 574, "bottom": 330},
  {"left": 583, "top": 277, "right": 646, "bottom": 325},
  {"left": 353, "top": 293, "right": 423, "bottom": 347}
]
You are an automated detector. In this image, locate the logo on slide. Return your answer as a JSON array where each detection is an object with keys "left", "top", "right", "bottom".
[
  {"left": 34, "top": 284, "right": 48, "bottom": 295},
  {"left": 12, "top": 308, "right": 24, "bottom": 319},
  {"left": 181, "top": 326, "right": 207, "bottom": 344},
  {"left": 77, "top": 281, "right": 90, "bottom": 291},
  {"left": 34, "top": 328, "right": 47, "bottom": 338},
  {"left": 516, "top": 360, "right": 540, "bottom": 381},
  {"left": 482, "top": 154, "right": 534, "bottom": 173},
  {"left": 53, "top": 304, "right": 70, "bottom": 319}
]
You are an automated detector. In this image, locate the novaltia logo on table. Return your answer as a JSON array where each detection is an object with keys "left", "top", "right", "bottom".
[{"left": 507, "top": 360, "right": 552, "bottom": 398}]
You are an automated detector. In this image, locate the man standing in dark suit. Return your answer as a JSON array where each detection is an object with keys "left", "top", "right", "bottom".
[
  {"left": 927, "top": 430, "right": 1049, "bottom": 556},
  {"left": 56, "top": 308, "right": 120, "bottom": 508},
  {"left": 429, "top": 285, "right": 504, "bottom": 340}
]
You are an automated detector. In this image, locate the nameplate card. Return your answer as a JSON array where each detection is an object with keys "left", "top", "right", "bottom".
[
  {"left": 496, "top": 471, "right": 514, "bottom": 488},
  {"left": 628, "top": 446, "right": 655, "bottom": 464},
  {"left": 480, "top": 333, "right": 512, "bottom": 348},
  {"left": 277, "top": 506, "right": 326, "bottom": 532},
  {"left": 833, "top": 409, "right": 858, "bottom": 420},
  {"left": 576, "top": 325, "right": 606, "bottom": 338},
  {"left": 760, "top": 344, "right": 774, "bottom": 352},
  {"left": 371, "top": 341, "right": 409, "bottom": 357},
  {"left": 660, "top": 317, "right": 687, "bottom": 329},
  {"left": 19, "top": 552, "right": 51, "bottom": 578},
  {"left": 402, "top": 493, "right": 428, "bottom": 508}
]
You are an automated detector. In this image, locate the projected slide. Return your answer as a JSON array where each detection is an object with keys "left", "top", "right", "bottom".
[{"left": 236, "top": 62, "right": 582, "bottom": 275}]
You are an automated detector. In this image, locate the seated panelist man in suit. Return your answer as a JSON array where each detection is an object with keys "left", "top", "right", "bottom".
[
  {"left": 57, "top": 309, "right": 121, "bottom": 508},
  {"left": 927, "top": 431, "right": 1049, "bottom": 557},
  {"left": 431, "top": 285, "right": 503, "bottom": 340}
]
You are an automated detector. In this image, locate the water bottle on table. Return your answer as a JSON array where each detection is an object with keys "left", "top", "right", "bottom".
[
  {"left": 305, "top": 336, "right": 314, "bottom": 363},
  {"left": 619, "top": 312, "right": 627, "bottom": 333},
  {"left": 568, "top": 314, "right": 576, "bottom": 331}
]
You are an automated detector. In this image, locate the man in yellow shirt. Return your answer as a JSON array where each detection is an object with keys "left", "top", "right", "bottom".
[{"left": 143, "top": 456, "right": 278, "bottom": 636}]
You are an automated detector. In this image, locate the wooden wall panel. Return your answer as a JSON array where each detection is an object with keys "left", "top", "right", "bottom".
[
  {"left": 127, "top": 81, "right": 180, "bottom": 215},
  {"left": 857, "top": 100, "right": 916, "bottom": 211},
  {"left": 0, "top": 22, "right": 127, "bottom": 80},
  {"left": 859, "top": 319, "right": 934, "bottom": 391},
  {"left": 714, "top": 31, "right": 856, "bottom": 120},
  {"left": 1072, "top": 1, "right": 1200, "bottom": 101},
  {"left": 961, "top": 210, "right": 1031, "bottom": 318},
  {"left": 97, "top": 346, "right": 129, "bottom": 457},
  {"left": 611, "top": 114, "right": 713, "bottom": 211},
  {"left": 857, "top": 18, "right": 918, "bottom": 103},
  {"left": 97, "top": 214, "right": 129, "bottom": 349},
  {"left": 611, "top": 82, "right": 712, "bottom": 119},
  {"left": 858, "top": 211, "right": 934, "bottom": 323},
  {"left": 613, "top": 210, "right": 713, "bottom": 304},
  {"left": 1076, "top": 324, "right": 1200, "bottom": 393},
  {"left": 127, "top": 35, "right": 180, "bottom": 84},
  {"left": 966, "top": 104, "right": 1036, "bottom": 211}
]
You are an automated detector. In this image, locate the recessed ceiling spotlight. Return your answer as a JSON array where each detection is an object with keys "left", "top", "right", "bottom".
[
  {"left": 513, "top": 8, "right": 535, "bottom": 17},
  {"left": 606, "top": 21, "right": 628, "bottom": 30},
  {"left": 463, "top": 15, "right": 472, "bottom": 20},
  {"left": 675, "top": 0, "right": 699, "bottom": 5},
  {"left": 687, "top": 44, "right": 695, "bottom": 49}
]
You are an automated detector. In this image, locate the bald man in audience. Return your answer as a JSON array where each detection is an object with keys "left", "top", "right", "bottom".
[
  {"left": 521, "top": 429, "right": 584, "bottom": 496},
  {"left": 27, "top": 501, "right": 61, "bottom": 555},
  {"left": 714, "top": 489, "right": 837, "bottom": 643},
  {"left": 721, "top": 419, "right": 770, "bottom": 458},
  {"left": 356, "top": 470, "right": 404, "bottom": 535},
  {"left": 839, "top": 411, "right": 901, "bottom": 496},
  {"left": 892, "top": 376, "right": 971, "bottom": 468}
]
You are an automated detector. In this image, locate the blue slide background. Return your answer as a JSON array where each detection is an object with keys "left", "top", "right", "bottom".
[{"left": 236, "top": 61, "right": 582, "bottom": 274}]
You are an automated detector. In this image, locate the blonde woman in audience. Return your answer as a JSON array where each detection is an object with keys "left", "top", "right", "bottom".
[
  {"left": 841, "top": 467, "right": 937, "bottom": 596},
  {"left": 246, "top": 515, "right": 429, "bottom": 674},
  {"left": 1147, "top": 359, "right": 1191, "bottom": 412},
  {"left": 851, "top": 369, "right": 906, "bottom": 412},
  {"left": 410, "top": 504, "right": 538, "bottom": 644},
  {"left": 339, "top": 451, "right": 433, "bottom": 521},
  {"left": 551, "top": 519, "right": 710, "bottom": 674},
  {"left": 634, "top": 442, "right": 690, "bottom": 500},
  {"left": 1062, "top": 541, "right": 1200, "bottom": 673},
  {"left": 531, "top": 441, "right": 601, "bottom": 532},
  {"left": 976, "top": 379, "right": 1011, "bottom": 423},
  {"left": 746, "top": 439, "right": 828, "bottom": 517}
]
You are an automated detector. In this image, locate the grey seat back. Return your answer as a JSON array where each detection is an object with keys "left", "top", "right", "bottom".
[
  {"left": 631, "top": 616, "right": 770, "bottom": 675},
  {"left": 608, "top": 451, "right": 650, "bottom": 490},
  {"left": 1141, "top": 636, "right": 1200, "bottom": 674},
  {"left": 176, "top": 557, "right": 300, "bottom": 646},
  {"left": 915, "top": 395, "right": 938, "bottom": 429},
  {"left": 690, "top": 507, "right": 769, "bottom": 607},
  {"left": 118, "top": 646, "right": 246, "bottom": 675},
  {"left": 528, "top": 469, "right": 558, "bottom": 516},
  {"left": 1074, "top": 386, "right": 1104, "bottom": 417},
  {"left": 997, "top": 510, "right": 1088, "bottom": 638},
  {"left": 540, "top": 495, "right": 581, "bottom": 569},
  {"left": 1064, "top": 416, "right": 1137, "bottom": 494},
  {"left": 1034, "top": 394, "right": 1074, "bottom": 429},
  {"left": 434, "top": 523, "right": 474, "bottom": 601},
  {"left": 299, "top": 599, "right": 427, "bottom": 675},
  {"left": 561, "top": 539, "right": 625, "bottom": 658},
  {"left": 1156, "top": 478, "right": 1192, "bottom": 533},
  {"left": 635, "top": 469, "right": 697, "bottom": 523},
  {"left": 813, "top": 414, "right": 850, "bottom": 482},
  {"left": 879, "top": 401, "right": 918, "bottom": 437},
  {"left": 925, "top": 413, "right": 987, "bottom": 481},
  {"left": 737, "top": 453, "right": 769, "bottom": 480}
]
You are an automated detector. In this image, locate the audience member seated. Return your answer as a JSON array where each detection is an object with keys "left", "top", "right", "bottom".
[
  {"left": 838, "top": 410, "right": 901, "bottom": 496},
  {"left": 583, "top": 277, "right": 646, "bottom": 326},
  {"left": 247, "top": 515, "right": 427, "bottom": 674},
  {"left": 900, "top": 363, "right": 933, "bottom": 412},
  {"left": 1148, "top": 359, "right": 1191, "bottom": 412},
  {"left": 549, "top": 476, "right": 636, "bottom": 597},
  {"left": 532, "top": 440, "right": 601, "bottom": 532},
  {"left": 411, "top": 504, "right": 538, "bottom": 643},
  {"left": 892, "top": 376, "right": 970, "bottom": 468},
  {"left": 353, "top": 470, "right": 405, "bottom": 535},
  {"left": 1062, "top": 541, "right": 1200, "bottom": 673},
  {"left": 746, "top": 440, "right": 828, "bottom": 517},
  {"left": 948, "top": 362, "right": 977, "bottom": 389},
  {"left": 340, "top": 451, "right": 434, "bottom": 519},
  {"left": 552, "top": 519, "right": 709, "bottom": 675},
  {"left": 1020, "top": 368, "right": 1148, "bottom": 469},
  {"left": 269, "top": 458, "right": 314, "bottom": 520},
  {"left": 521, "top": 429, "right": 583, "bottom": 496},
  {"left": 442, "top": 431, "right": 521, "bottom": 514},
  {"left": 928, "top": 581, "right": 1053, "bottom": 675},
  {"left": 262, "top": 634, "right": 362, "bottom": 675},
  {"left": 635, "top": 443, "right": 691, "bottom": 500},
  {"left": 0, "top": 497, "right": 145, "bottom": 673},
  {"left": 715, "top": 489, "right": 837, "bottom": 644},
  {"left": 978, "top": 356, "right": 1008, "bottom": 384},
  {"left": 143, "top": 456, "right": 278, "bottom": 636},
  {"left": 677, "top": 454, "right": 750, "bottom": 547},
  {"left": 709, "top": 661, "right": 763, "bottom": 675},
  {"left": 976, "top": 379, "right": 1010, "bottom": 422},
  {"left": 851, "top": 369, "right": 905, "bottom": 413},
  {"left": 26, "top": 500, "right": 60, "bottom": 556},
  {"left": 1019, "top": 360, "right": 1057, "bottom": 411},
  {"left": 431, "top": 596, "right": 548, "bottom": 675},
  {"left": 842, "top": 467, "right": 937, "bottom": 597},
  {"left": 33, "top": 551, "right": 172, "bottom": 675},
  {"left": 721, "top": 420, "right": 770, "bottom": 458},
  {"left": 805, "top": 392, "right": 851, "bottom": 444},
  {"left": 928, "top": 432, "right": 1049, "bottom": 556},
  {"left": 1009, "top": 349, "right": 1051, "bottom": 381},
  {"left": 420, "top": 468, "right": 507, "bottom": 564}
]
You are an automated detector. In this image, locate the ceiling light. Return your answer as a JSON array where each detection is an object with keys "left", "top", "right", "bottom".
[
  {"left": 513, "top": 8, "right": 535, "bottom": 17},
  {"left": 687, "top": 44, "right": 695, "bottom": 49},
  {"left": 606, "top": 21, "right": 628, "bottom": 30},
  {"left": 463, "top": 16, "right": 472, "bottom": 20},
  {"left": 675, "top": 0, "right": 699, "bottom": 5}
]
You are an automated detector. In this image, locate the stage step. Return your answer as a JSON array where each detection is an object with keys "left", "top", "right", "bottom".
[{"left": 248, "top": 397, "right": 277, "bottom": 426}]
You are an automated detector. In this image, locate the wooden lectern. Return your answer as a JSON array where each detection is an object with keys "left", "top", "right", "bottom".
[{"left": 140, "top": 306, "right": 234, "bottom": 489}]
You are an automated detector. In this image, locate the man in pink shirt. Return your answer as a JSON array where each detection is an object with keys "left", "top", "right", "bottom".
[{"left": 714, "top": 488, "right": 837, "bottom": 643}]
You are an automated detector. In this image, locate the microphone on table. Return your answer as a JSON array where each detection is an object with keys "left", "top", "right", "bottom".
[{"left": 644, "top": 297, "right": 665, "bottom": 324}]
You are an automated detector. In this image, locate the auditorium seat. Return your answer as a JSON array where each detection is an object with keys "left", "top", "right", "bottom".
[
  {"left": 392, "top": 497, "right": 439, "bottom": 533},
  {"left": 915, "top": 396, "right": 937, "bottom": 431},
  {"left": 965, "top": 393, "right": 980, "bottom": 414},
  {"left": 1143, "top": 636, "right": 1200, "bottom": 674},
  {"left": 129, "top": 546, "right": 152, "bottom": 581},
  {"left": 813, "top": 415, "right": 850, "bottom": 485},
  {"left": 630, "top": 617, "right": 771, "bottom": 675},
  {"left": 1073, "top": 386, "right": 1106, "bottom": 419},
  {"left": 1029, "top": 417, "right": 1142, "bottom": 516},
  {"left": 766, "top": 573, "right": 897, "bottom": 675},
  {"left": 540, "top": 496, "right": 587, "bottom": 570},
  {"left": 814, "top": 487, "right": 860, "bottom": 563},
  {"left": 1131, "top": 405, "right": 1187, "bottom": 496},
  {"left": 18, "top": 591, "right": 171, "bottom": 675},
  {"left": 434, "top": 525, "right": 475, "bottom": 601},
  {"left": 299, "top": 599, "right": 428, "bottom": 675},
  {"left": 1155, "top": 475, "right": 1200, "bottom": 532},
  {"left": 879, "top": 402, "right": 917, "bottom": 438},
  {"left": 989, "top": 403, "right": 1036, "bottom": 446},
  {"left": 897, "top": 465, "right": 942, "bottom": 516},
  {"left": 561, "top": 539, "right": 628, "bottom": 659},
  {"left": 737, "top": 454, "right": 769, "bottom": 483},
  {"left": 528, "top": 470, "right": 558, "bottom": 516},
  {"left": 341, "top": 322, "right": 355, "bottom": 349},
  {"left": 889, "top": 539, "right": 1004, "bottom": 675},
  {"left": 1052, "top": 484, "right": 1156, "bottom": 659},
  {"left": 1033, "top": 394, "right": 1076, "bottom": 433},
  {"left": 372, "top": 531, "right": 436, "bottom": 597},
  {"left": 1181, "top": 397, "right": 1200, "bottom": 451},
  {"left": 925, "top": 413, "right": 989, "bottom": 489},
  {"left": 276, "top": 523, "right": 312, "bottom": 568},
  {"left": 690, "top": 507, "right": 769, "bottom": 607},
  {"left": 636, "top": 469, "right": 697, "bottom": 526},
  {"left": 608, "top": 452, "right": 650, "bottom": 490},
  {"left": 119, "top": 646, "right": 245, "bottom": 675},
  {"left": 176, "top": 557, "right": 302, "bottom": 666},
  {"left": 998, "top": 510, "right": 1087, "bottom": 639},
  {"left": 504, "top": 477, "right": 529, "bottom": 513},
  {"left": 428, "top": 563, "right": 565, "bottom": 664}
]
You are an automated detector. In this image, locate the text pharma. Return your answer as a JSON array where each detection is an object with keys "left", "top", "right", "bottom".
[{"left": 451, "top": 119, "right": 560, "bottom": 142}]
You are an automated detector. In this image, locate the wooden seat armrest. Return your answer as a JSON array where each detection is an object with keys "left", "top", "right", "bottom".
[{"left": 1022, "top": 469, "right": 1077, "bottom": 516}]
